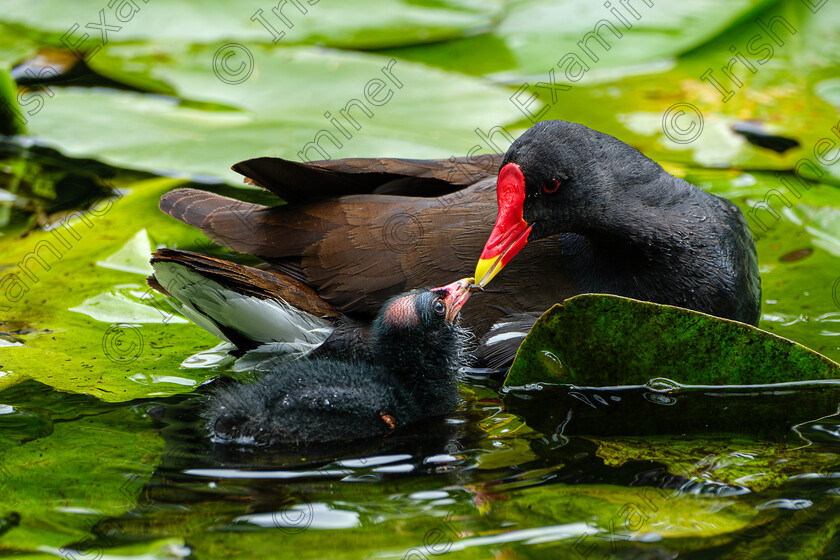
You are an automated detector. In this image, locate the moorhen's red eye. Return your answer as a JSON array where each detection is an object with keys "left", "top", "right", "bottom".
[
  {"left": 433, "top": 299, "right": 446, "bottom": 316},
  {"left": 543, "top": 178, "right": 560, "bottom": 194}
]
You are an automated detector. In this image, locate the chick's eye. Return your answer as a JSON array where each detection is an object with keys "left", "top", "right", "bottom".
[
  {"left": 543, "top": 178, "right": 560, "bottom": 194},
  {"left": 432, "top": 299, "right": 446, "bottom": 316}
]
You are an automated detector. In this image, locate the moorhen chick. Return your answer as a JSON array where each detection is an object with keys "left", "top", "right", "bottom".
[
  {"left": 156, "top": 120, "right": 760, "bottom": 366},
  {"left": 201, "top": 278, "right": 472, "bottom": 445}
]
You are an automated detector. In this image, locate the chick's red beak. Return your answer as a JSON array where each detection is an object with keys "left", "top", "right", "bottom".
[
  {"left": 474, "top": 163, "right": 531, "bottom": 287},
  {"left": 432, "top": 277, "right": 473, "bottom": 322}
]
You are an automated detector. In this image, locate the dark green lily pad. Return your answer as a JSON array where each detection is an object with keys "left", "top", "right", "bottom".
[
  {"left": 483, "top": 454, "right": 840, "bottom": 558},
  {"left": 0, "top": 387, "right": 174, "bottom": 554},
  {"left": 487, "top": 481, "right": 758, "bottom": 548},
  {"left": 0, "top": 0, "right": 502, "bottom": 49},
  {"left": 504, "top": 294, "right": 840, "bottom": 388}
]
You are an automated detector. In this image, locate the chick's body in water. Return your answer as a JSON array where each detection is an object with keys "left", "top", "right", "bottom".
[{"left": 203, "top": 279, "right": 473, "bottom": 446}]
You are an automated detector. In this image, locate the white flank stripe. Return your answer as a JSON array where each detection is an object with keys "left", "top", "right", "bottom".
[{"left": 485, "top": 331, "right": 528, "bottom": 346}]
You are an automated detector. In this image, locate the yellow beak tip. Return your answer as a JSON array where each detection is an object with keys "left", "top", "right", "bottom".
[{"left": 474, "top": 257, "right": 499, "bottom": 288}]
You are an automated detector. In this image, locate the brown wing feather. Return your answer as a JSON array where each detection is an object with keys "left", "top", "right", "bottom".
[
  {"left": 158, "top": 156, "right": 580, "bottom": 355},
  {"left": 149, "top": 248, "right": 340, "bottom": 319},
  {"left": 231, "top": 155, "right": 502, "bottom": 203}
]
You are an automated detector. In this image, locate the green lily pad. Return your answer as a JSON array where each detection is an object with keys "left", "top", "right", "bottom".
[
  {"left": 721, "top": 508, "right": 840, "bottom": 559},
  {"left": 0, "top": 0, "right": 502, "bottom": 49},
  {"left": 816, "top": 78, "right": 840, "bottom": 108},
  {"left": 592, "top": 435, "right": 840, "bottom": 493},
  {"left": 25, "top": 45, "right": 523, "bottom": 185},
  {"left": 0, "top": 22, "right": 53, "bottom": 72},
  {"left": 427, "top": 0, "right": 840, "bottom": 181},
  {"left": 488, "top": 481, "right": 758, "bottom": 551},
  {"left": 0, "top": 386, "right": 173, "bottom": 554},
  {"left": 504, "top": 294, "right": 840, "bottom": 388},
  {"left": 387, "top": 0, "right": 775, "bottom": 80},
  {"left": 0, "top": 176, "right": 222, "bottom": 401}
]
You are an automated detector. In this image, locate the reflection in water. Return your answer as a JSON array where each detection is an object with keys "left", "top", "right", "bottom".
[
  {"left": 50, "top": 373, "right": 824, "bottom": 558},
  {"left": 2, "top": 367, "right": 840, "bottom": 557}
]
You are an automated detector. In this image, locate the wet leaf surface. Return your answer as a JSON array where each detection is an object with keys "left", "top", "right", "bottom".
[
  {"left": 504, "top": 294, "right": 840, "bottom": 388},
  {"left": 0, "top": 0, "right": 503, "bottom": 49},
  {"left": 25, "top": 45, "right": 523, "bottom": 185},
  {"left": 0, "top": 177, "right": 221, "bottom": 401},
  {"left": 0, "top": 381, "right": 173, "bottom": 555}
]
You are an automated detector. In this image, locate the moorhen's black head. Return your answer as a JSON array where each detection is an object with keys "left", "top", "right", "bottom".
[
  {"left": 472, "top": 119, "right": 761, "bottom": 326},
  {"left": 474, "top": 120, "right": 667, "bottom": 287},
  {"left": 372, "top": 278, "right": 472, "bottom": 376}
]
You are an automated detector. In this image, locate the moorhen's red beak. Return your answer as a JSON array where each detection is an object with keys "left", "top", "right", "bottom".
[
  {"left": 474, "top": 163, "right": 532, "bottom": 287},
  {"left": 432, "top": 277, "right": 473, "bottom": 322}
]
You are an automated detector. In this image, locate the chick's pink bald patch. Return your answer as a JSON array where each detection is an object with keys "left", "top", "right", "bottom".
[{"left": 381, "top": 296, "right": 419, "bottom": 327}]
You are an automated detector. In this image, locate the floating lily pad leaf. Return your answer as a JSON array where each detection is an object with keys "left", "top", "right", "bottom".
[
  {"left": 69, "top": 290, "right": 189, "bottom": 324},
  {"left": 504, "top": 294, "right": 840, "bottom": 388},
  {"left": 794, "top": 205, "right": 840, "bottom": 258},
  {"left": 95, "top": 227, "right": 155, "bottom": 275},
  {"left": 0, "top": 395, "right": 168, "bottom": 554},
  {"left": 468, "top": 1, "right": 840, "bottom": 179},
  {"left": 0, "top": 177, "right": 222, "bottom": 401},
  {"left": 489, "top": 481, "right": 758, "bottom": 551},
  {"left": 386, "top": 0, "right": 775, "bottom": 80},
  {"left": 27, "top": 46, "right": 523, "bottom": 185},
  {"left": 816, "top": 78, "right": 840, "bottom": 108},
  {"left": 0, "top": 23, "right": 43, "bottom": 70},
  {"left": 0, "top": 0, "right": 502, "bottom": 49},
  {"left": 722, "top": 508, "right": 840, "bottom": 559},
  {"left": 592, "top": 435, "right": 840, "bottom": 493}
]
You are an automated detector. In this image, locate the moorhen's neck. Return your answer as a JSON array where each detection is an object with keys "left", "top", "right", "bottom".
[
  {"left": 563, "top": 173, "right": 700, "bottom": 252},
  {"left": 555, "top": 182, "right": 727, "bottom": 309}
]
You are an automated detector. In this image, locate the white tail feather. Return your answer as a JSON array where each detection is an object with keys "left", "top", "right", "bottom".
[{"left": 153, "top": 262, "right": 335, "bottom": 357}]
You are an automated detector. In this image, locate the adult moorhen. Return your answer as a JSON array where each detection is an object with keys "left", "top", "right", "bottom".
[
  {"left": 201, "top": 278, "right": 472, "bottom": 445},
  {"left": 156, "top": 120, "right": 761, "bottom": 366},
  {"left": 474, "top": 120, "right": 761, "bottom": 318}
]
